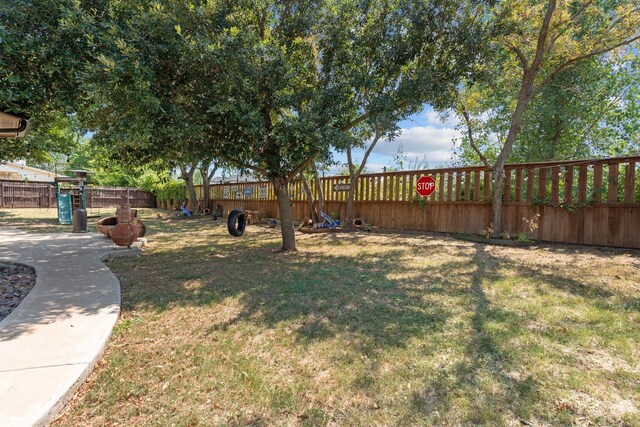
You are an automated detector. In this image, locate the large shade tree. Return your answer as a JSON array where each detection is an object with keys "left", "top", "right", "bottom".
[
  {"left": 80, "top": 0, "right": 491, "bottom": 251},
  {"left": 78, "top": 1, "right": 230, "bottom": 209},
  {"left": 449, "top": 0, "right": 640, "bottom": 237},
  {"left": 317, "top": 0, "right": 490, "bottom": 221},
  {"left": 454, "top": 52, "right": 640, "bottom": 164}
]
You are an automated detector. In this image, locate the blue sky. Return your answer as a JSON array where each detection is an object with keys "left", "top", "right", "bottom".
[{"left": 327, "top": 105, "right": 461, "bottom": 175}]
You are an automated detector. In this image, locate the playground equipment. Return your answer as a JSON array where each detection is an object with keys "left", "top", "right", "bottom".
[{"left": 54, "top": 170, "right": 92, "bottom": 227}]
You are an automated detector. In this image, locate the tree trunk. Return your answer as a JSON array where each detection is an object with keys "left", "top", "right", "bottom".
[
  {"left": 490, "top": 167, "right": 506, "bottom": 236},
  {"left": 199, "top": 163, "right": 217, "bottom": 211},
  {"left": 487, "top": 0, "right": 557, "bottom": 237},
  {"left": 300, "top": 173, "right": 319, "bottom": 223},
  {"left": 200, "top": 168, "right": 211, "bottom": 211},
  {"left": 273, "top": 177, "right": 297, "bottom": 251},
  {"left": 345, "top": 131, "right": 381, "bottom": 225},
  {"left": 346, "top": 176, "right": 357, "bottom": 224},
  {"left": 180, "top": 165, "right": 200, "bottom": 212},
  {"left": 312, "top": 163, "right": 325, "bottom": 216},
  {"left": 490, "top": 76, "right": 536, "bottom": 237}
]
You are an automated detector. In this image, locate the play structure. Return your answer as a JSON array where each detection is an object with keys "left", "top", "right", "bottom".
[{"left": 54, "top": 170, "right": 90, "bottom": 227}]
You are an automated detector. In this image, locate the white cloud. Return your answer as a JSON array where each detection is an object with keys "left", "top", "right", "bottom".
[
  {"left": 423, "top": 109, "right": 460, "bottom": 128},
  {"left": 372, "top": 125, "right": 461, "bottom": 163}
]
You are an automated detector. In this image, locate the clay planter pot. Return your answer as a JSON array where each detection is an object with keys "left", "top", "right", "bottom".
[
  {"left": 96, "top": 216, "right": 117, "bottom": 237},
  {"left": 110, "top": 223, "right": 139, "bottom": 248}
]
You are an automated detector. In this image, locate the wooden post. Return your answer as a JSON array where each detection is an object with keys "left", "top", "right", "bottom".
[
  {"left": 464, "top": 170, "right": 471, "bottom": 201},
  {"left": 504, "top": 169, "right": 511, "bottom": 202},
  {"left": 473, "top": 170, "right": 480, "bottom": 202},
  {"left": 551, "top": 166, "right": 560, "bottom": 203},
  {"left": 409, "top": 174, "right": 416, "bottom": 202},
  {"left": 394, "top": 174, "right": 400, "bottom": 202},
  {"left": 608, "top": 163, "right": 619, "bottom": 203},
  {"left": 526, "top": 168, "right": 535, "bottom": 203},
  {"left": 515, "top": 168, "right": 522, "bottom": 202},
  {"left": 382, "top": 175, "right": 388, "bottom": 202},
  {"left": 483, "top": 171, "right": 491, "bottom": 201},
  {"left": 578, "top": 165, "right": 588, "bottom": 202},
  {"left": 564, "top": 166, "right": 573, "bottom": 203},
  {"left": 538, "top": 168, "right": 547, "bottom": 200},
  {"left": 593, "top": 163, "right": 603, "bottom": 202},
  {"left": 624, "top": 161, "right": 635, "bottom": 203}
]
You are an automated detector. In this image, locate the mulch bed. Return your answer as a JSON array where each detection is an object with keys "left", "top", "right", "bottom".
[{"left": 0, "top": 262, "right": 36, "bottom": 321}]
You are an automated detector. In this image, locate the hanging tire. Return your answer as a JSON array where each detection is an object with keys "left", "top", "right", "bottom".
[{"left": 227, "top": 209, "right": 246, "bottom": 237}]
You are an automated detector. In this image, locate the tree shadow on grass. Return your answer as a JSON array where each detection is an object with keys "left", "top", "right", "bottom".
[
  {"left": 118, "top": 236, "right": 451, "bottom": 352},
  {"left": 111, "top": 229, "right": 638, "bottom": 425},
  {"left": 406, "top": 245, "right": 546, "bottom": 425},
  {"left": 406, "top": 242, "right": 639, "bottom": 425}
]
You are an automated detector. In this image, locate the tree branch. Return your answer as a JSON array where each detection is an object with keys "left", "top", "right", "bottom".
[
  {"left": 531, "top": 0, "right": 557, "bottom": 71},
  {"left": 341, "top": 100, "right": 408, "bottom": 132},
  {"left": 236, "top": 162, "right": 269, "bottom": 178},
  {"left": 533, "top": 33, "right": 640, "bottom": 96},
  {"left": 356, "top": 129, "right": 382, "bottom": 176},
  {"left": 507, "top": 43, "right": 529, "bottom": 72},
  {"left": 287, "top": 155, "right": 317, "bottom": 181},
  {"left": 460, "top": 108, "right": 491, "bottom": 169}
]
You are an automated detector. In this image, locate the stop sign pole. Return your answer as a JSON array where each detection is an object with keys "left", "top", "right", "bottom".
[{"left": 416, "top": 175, "right": 436, "bottom": 197}]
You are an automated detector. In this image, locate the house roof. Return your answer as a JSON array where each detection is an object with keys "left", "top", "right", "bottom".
[
  {"left": 0, "top": 162, "right": 65, "bottom": 183},
  {"left": 211, "top": 173, "right": 261, "bottom": 184}
]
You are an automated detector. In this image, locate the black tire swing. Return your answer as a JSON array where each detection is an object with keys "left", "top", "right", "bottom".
[{"left": 227, "top": 209, "right": 246, "bottom": 237}]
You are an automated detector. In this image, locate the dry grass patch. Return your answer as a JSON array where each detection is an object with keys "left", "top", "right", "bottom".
[{"left": 4, "top": 209, "right": 639, "bottom": 425}]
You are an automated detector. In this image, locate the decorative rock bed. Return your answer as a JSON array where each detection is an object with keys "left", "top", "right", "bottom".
[{"left": 0, "top": 262, "right": 36, "bottom": 321}]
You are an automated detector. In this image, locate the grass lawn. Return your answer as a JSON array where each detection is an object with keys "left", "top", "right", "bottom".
[{"left": 3, "top": 208, "right": 640, "bottom": 426}]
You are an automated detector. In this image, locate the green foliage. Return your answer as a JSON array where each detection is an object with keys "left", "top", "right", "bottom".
[
  {"left": 155, "top": 180, "right": 186, "bottom": 203},
  {"left": 132, "top": 168, "right": 185, "bottom": 202},
  {"left": 412, "top": 193, "right": 426, "bottom": 210},
  {"left": 454, "top": 53, "right": 640, "bottom": 165},
  {"left": 451, "top": 0, "right": 640, "bottom": 167},
  {"left": 0, "top": 0, "right": 92, "bottom": 161}
]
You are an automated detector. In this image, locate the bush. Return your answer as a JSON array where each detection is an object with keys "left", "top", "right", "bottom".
[
  {"left": 135, "top": 169, "right": 185, "bottom": 202},
  {"left": 155, "top": 180, "right": 186, "bottom": 202}
]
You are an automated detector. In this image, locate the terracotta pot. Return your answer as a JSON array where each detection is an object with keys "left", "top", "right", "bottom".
[
  {"left": 110, "top": 223, "right": 138, "bottom": 247},
  {"left": 96, "top": 216, "right": 117, "bottom": 237}
]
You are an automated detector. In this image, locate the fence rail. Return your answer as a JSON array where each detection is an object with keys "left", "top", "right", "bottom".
[
  {"left": 0, "top": 181, "right": 155, "bottom": 209},
  {"left": 160, "top": 155, "right": 640, "bottom": 249}
]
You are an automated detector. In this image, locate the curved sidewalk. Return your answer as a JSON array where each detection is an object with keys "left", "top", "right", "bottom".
[{"left": 0, "top": 226, "right": 134, "bottom": 427}]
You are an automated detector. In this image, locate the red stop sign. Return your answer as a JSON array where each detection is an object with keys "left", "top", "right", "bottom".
[{"left": 416, "top": 175, "right": 436, "bottom": 197}]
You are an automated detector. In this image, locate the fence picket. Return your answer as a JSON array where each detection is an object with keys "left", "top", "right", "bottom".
[
  {"left": 515, "top": 169, "right": 522, "bottom": 202},
  {"left": 564, "top": 166, "right": 573, "bottom": 203},
  {"left": 608, "top": 163, "right": 619, "bottom": 203},
  {"left": 624, "top": 161, "right": 635, "bottom": 203}
]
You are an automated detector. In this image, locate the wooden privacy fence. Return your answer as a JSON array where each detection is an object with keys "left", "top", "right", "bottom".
[
  {"left": 84, "top": 187, "right": 155, "bottom": 208},
  {"left": 0, "top": 181, "right": 54, "bottom": 208},
  {"left": 163, "top": 155, "right": 639, "bottom": 249},
  {"left": 0, "top": 181, "right": 155, "bottom": 209}
]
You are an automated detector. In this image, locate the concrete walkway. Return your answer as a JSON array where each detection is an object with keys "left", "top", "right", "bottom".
[{"left": 0, "top": 227, "right": 135, "bottom": 426}]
